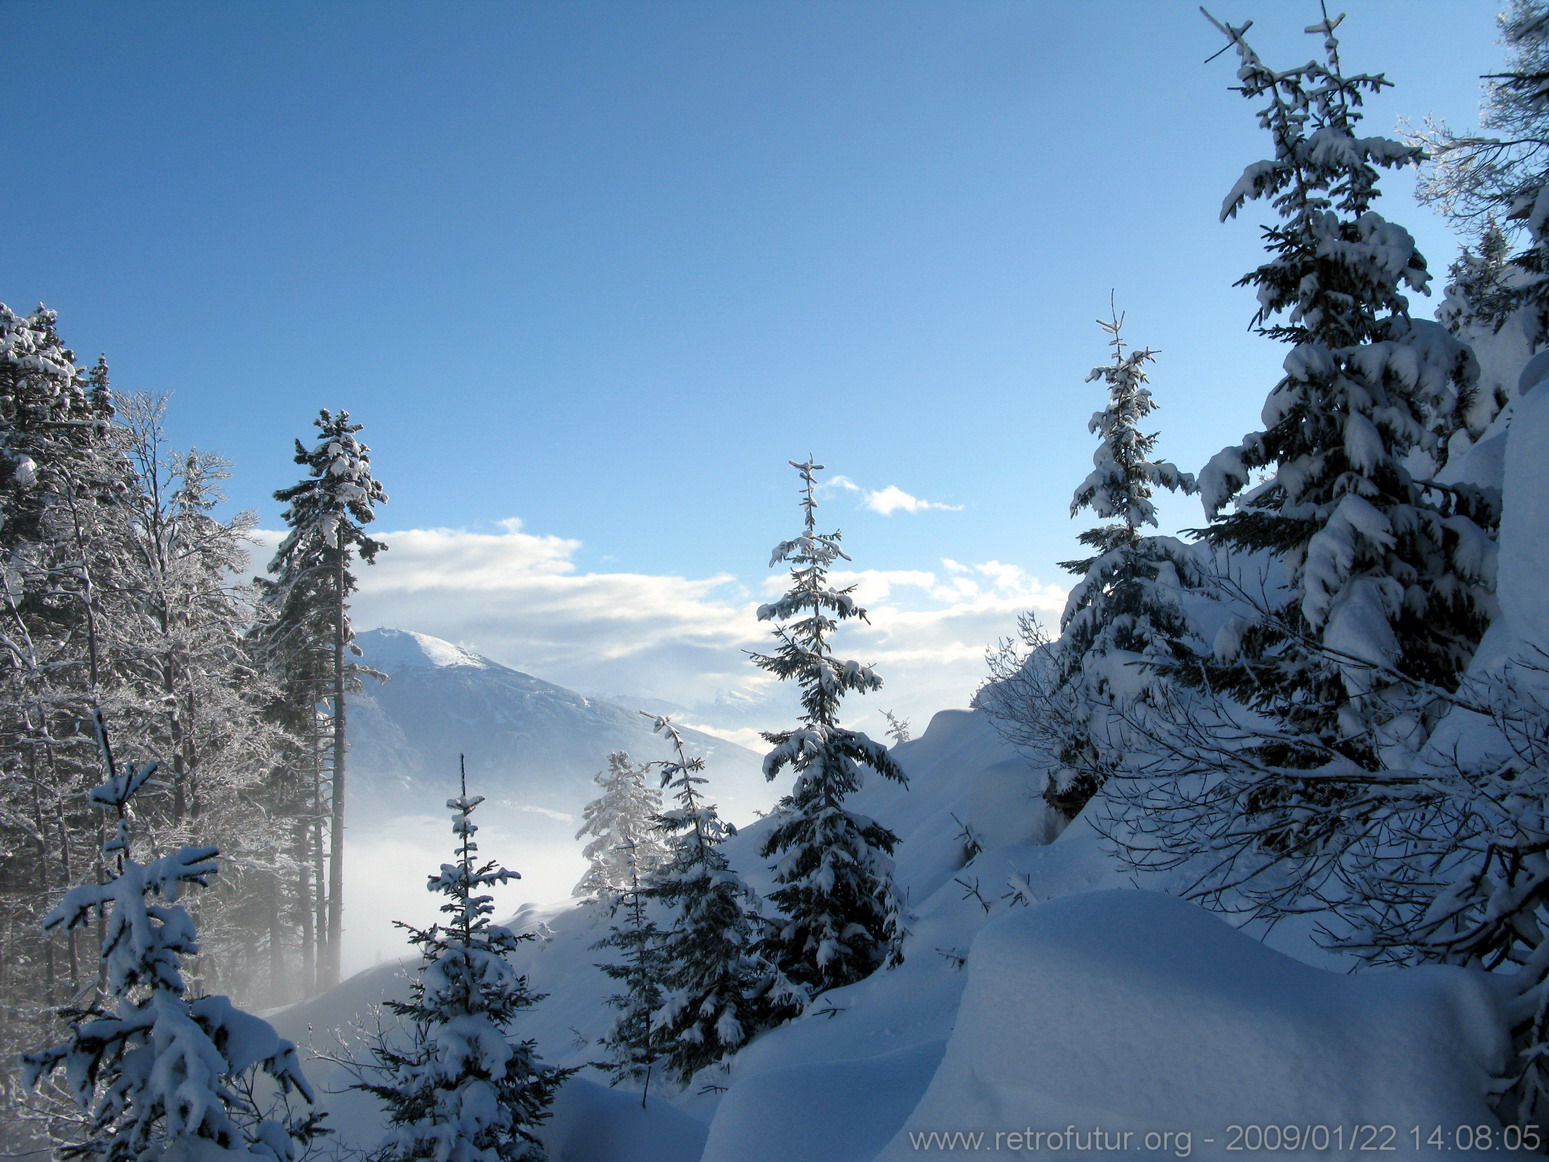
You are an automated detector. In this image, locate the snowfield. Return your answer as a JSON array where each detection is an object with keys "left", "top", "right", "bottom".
[{"left": 277, "top": 706, "right": 1530, "bottom": 1160}]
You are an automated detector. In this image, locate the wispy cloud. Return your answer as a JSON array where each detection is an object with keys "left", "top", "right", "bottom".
[
  {"left": 253, "top": 522, "right": 1064, "bottom": 746},
  {"left": 827, "top": 476, "right": 964, "bottom": 516}
]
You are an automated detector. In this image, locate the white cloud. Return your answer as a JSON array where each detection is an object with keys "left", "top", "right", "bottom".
[
  {"left": 826, "top": 475, "right": 963, "bottom": 517},
  {"left": 260, "top": 521, "right": 1065, "bottom": 749},
  {"left": 344, "top": 524, "right": 763, "bottom": 698},
  {"left": 861, "top": 484, "right": 964, "bottom": 516},
  {"left": 839, "top": 560, "right": 1067, "bottom": 726}
]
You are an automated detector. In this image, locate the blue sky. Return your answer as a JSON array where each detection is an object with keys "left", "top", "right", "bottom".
[{"left": 3, "top": 1, "right": 1508, "bottom": 736}]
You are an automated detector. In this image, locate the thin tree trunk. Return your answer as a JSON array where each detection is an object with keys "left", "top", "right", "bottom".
[
  {"left": 58, "top": 811, "right": 76, "bottom": 991},
  {"left": 313, "top": 780, "right": 326, "bottom": 977},
  {"left": 324, "top": 542, "right": 347, "bottom": 990},
  {"left": 29, "top": 746, "right": 55, "bottom": 1004},
  {"left": 298, "top": 814, "right": 315, "bottom": 996},
  {"left": 267, "top": 864, "right": 284, "bottom": 1006}
]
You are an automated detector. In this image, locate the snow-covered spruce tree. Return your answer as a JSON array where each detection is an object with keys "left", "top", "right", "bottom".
[
  {"left": 752, "top": 458, "right": 907, "bottom": 996},
  {"left": 1410, "top": 1, "right": 1549, "bottom": 345},
  {"left": 643, "top": 714, "right": 793, "bottom": 1084},
  {"left": 1061, "top": 312, "right": 1197, "bottom": 664},
  {"left": 1194, "top": 11, "right": 1495, "bottom": 789},
  {"left": 590, "top": 839, "right": 665, "bottom": 1097},
  {"left": 357, "top": 765, "right": 565, "bottom": 1162},
  {"left": 247, "top": 566, "right": 333, "bottom": 997},
  {"left": 1438, "top": 219, "right": 1519, "bottom": 340},
  {"left": 572, "top": 751, "right": 666, "bottom": 904},
  {"left": 263, "top": 408, "right": 386, "bottom": 991},
  {"left": 21, "top": 716, "right": 321, "bottom": 1162},
  {"left": 1433, "top": 221, "right": 1517, "bottom": 447},
  {"left": 986, "top": 311, "right": 1199, "bottom": 821}
]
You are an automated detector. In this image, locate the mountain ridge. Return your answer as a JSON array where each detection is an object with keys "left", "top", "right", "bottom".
[{"left": 349, "top": 627, "right": 770, "bottom": 822}]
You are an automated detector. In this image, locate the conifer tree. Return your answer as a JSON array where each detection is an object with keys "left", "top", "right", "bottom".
[
  {"left": 1196, "top": 11, "right": 1495, "bottom": 781},
  {"left": 263, "top": 408, "right": 387, "bottom": 990},
  {"left": 357, "top": 763, "right": 564, "bottom": 1162},
  {"left": 248, "top": 568, "right": 334, "bottom": 995},
  {"left": 573, "top": 751, "right": 665, "bottom": 904},
  {"left": 590, "top": 839, "right": 665, "bottom": 1097},
  {"left": 1438, "top": 219, "right": 1518, "bottom": 342},
  {"left": 881, "top": 710, "right": 911, "bottom": 746},
  {"left": 641, "top": 715, "right": 791, "bottom": 1083},
  {"left": 752, "top": 458, "right": 907, "bottom": 996},
  {"left": 1410, "top": 1, "right": 1549, "bottom": 342},
  {"left": 1055, "top": 312, "right": 1198, "bottom": 813},
  {"left": 21, "top": 716, "right": 321, "bottom": 1161}
]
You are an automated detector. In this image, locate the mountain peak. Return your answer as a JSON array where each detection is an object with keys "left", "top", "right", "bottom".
[{"left": 356, "top": 627, "right": 492, "bottom": 672}]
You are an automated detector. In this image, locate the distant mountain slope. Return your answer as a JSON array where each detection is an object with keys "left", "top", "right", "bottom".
[
  {"left": 338, "top": 628, "right": 773, "bottom": 974},
  {"left": 349, "top": 628, "right": 770, "bottom": 822}
]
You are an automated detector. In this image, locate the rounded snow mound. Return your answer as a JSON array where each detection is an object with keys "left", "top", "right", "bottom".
[
  {"left": 880, "top": 890, "right": 1513, "bottom": 1160},
  {"left": 355, "top": 627, "right": 492, "bottom": 672}
]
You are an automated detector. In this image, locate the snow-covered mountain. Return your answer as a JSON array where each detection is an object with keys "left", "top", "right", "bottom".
[
  {"left": 349, "top": 628, "right": 769, "bottom": 822},
  {"left": 339, "top": 628, "right": 770, "bottom": 975}
]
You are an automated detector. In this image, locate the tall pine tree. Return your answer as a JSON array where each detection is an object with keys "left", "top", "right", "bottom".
[
  {"left": 590, "top": 838, "right": 665, "bottom": 1097},
  {"left": 262, "top": 408, "right": 386, "bottom": 991},
  {"left": 752, "top": 458, "right": 907, "bottom": 996},
  {"left": 1044, "top": 311, "right": 1198, "bottom": 818}
]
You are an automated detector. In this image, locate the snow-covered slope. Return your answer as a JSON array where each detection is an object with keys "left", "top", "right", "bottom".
[{"left": 283, "top": 703, "right": 1523, "bottom": 1161}]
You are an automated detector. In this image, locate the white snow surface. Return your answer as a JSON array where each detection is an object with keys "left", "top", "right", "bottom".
[
  {"left": 278, "top": 707, "right": 1521, "bottom": 1161},
  {"left": 359, "top": 626, "right": 491, "bottom": 670},
  {"left": 1495, "top": 380, "right": 1549, "bottom": 659},
  {"left": 879, "top": 891, "right": 1509, "bottom": 1160}
]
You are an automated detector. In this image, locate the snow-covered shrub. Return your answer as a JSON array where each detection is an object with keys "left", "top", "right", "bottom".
[
  {"left": 21, "top": 720, "right": 321, "bottom": 1161},
  {"left": 1323, "top": 652, "right": 1549, "bottom": 1128}
]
